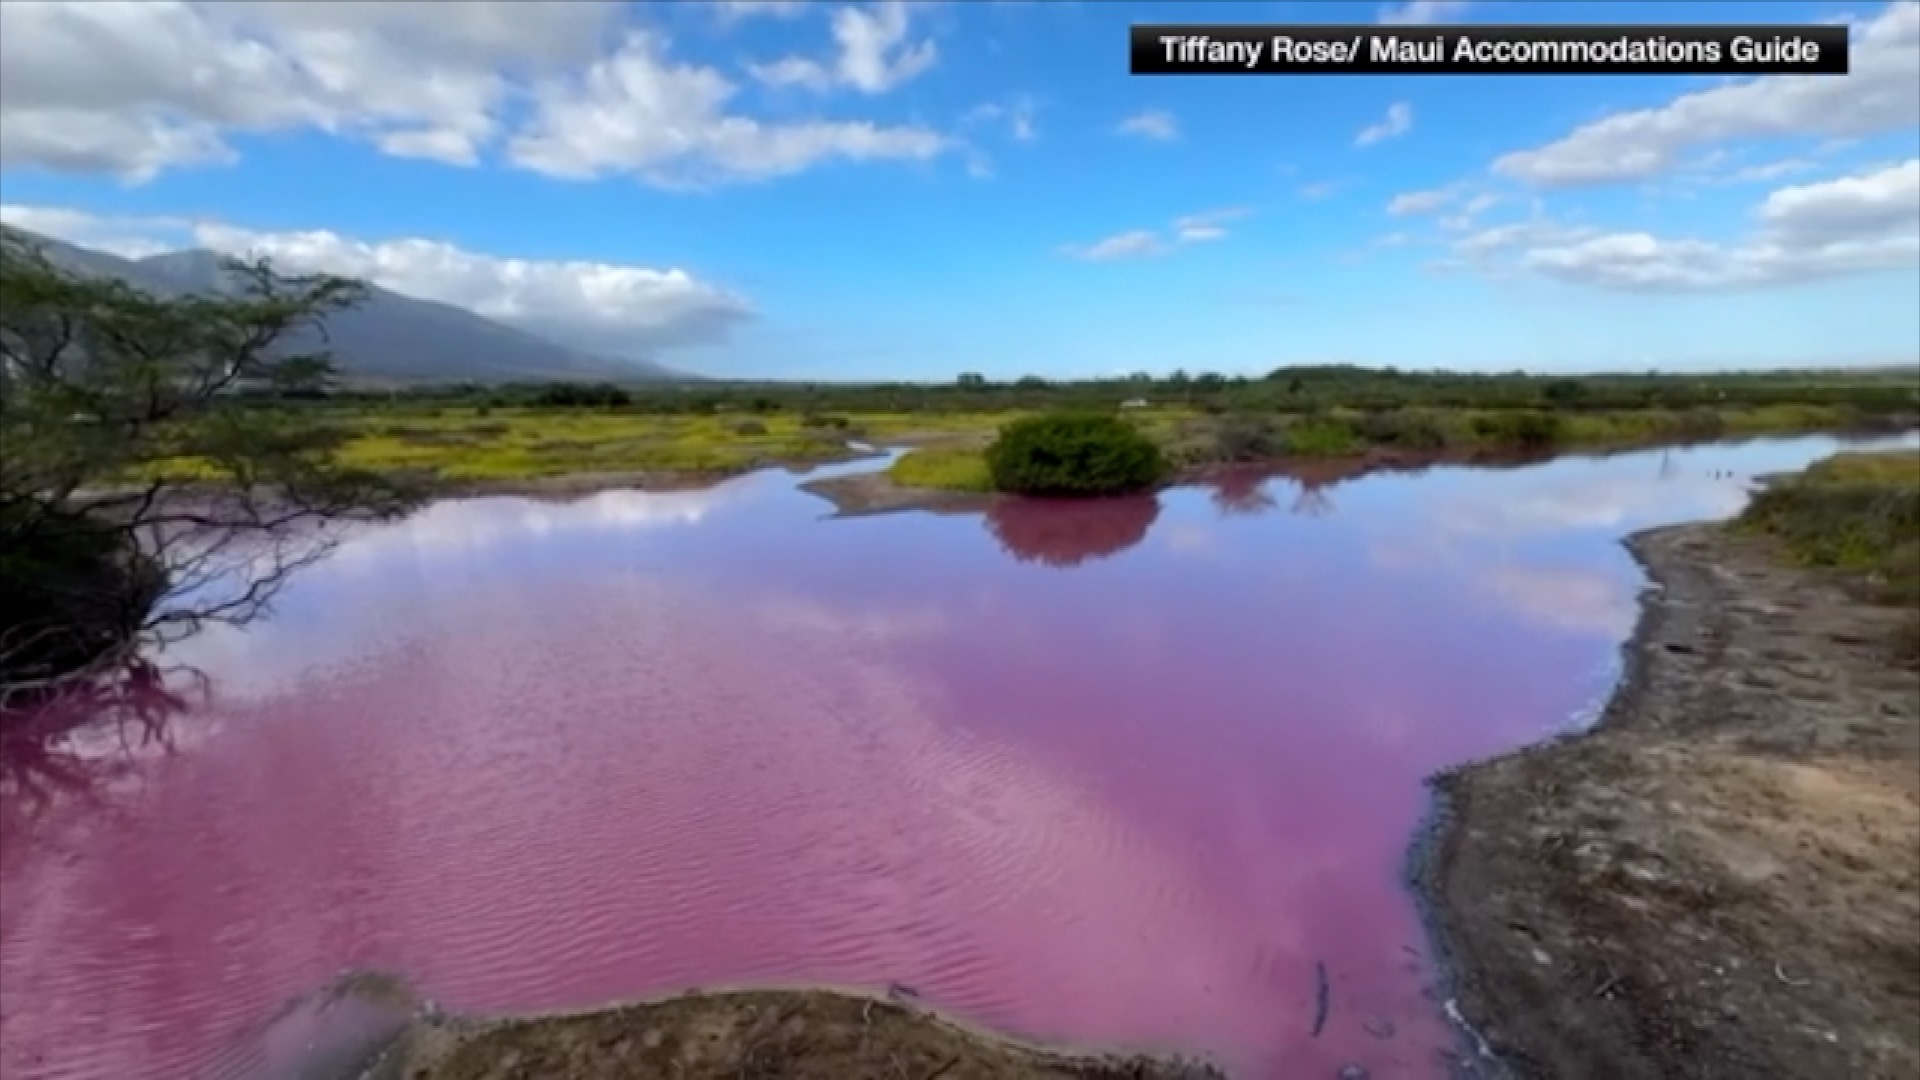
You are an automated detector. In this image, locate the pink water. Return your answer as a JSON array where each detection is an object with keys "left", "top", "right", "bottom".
[{"left": 1, "top": 435, "right": 1909, "bottom": 1080}]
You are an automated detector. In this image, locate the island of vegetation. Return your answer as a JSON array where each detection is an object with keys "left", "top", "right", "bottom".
[{"left": 1418, "top": 447, "right": 1920, "bottom": 1079}]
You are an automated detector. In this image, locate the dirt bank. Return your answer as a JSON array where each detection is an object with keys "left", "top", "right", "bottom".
[
  {"left": 373, "top": 986, "right": 1224, "bottom": 1080},
  {"left": 797, "top": 469, "right": 994, "bottom": 518},
  {"left": 1418, "top": 523, "right": 1920, "bottom": 1079}
]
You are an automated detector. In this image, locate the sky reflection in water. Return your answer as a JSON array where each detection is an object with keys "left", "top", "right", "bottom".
[{"left": 1, "top": 433, "right": 1912, "bottom": 1080}]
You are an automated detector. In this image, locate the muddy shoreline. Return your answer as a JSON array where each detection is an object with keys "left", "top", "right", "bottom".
[
  {"left": 1413, "top": 522, "right": 1920, "bottom": 1079},
  {"left": 250, "top": 979, "right": 1225, "bottom": 1080}
]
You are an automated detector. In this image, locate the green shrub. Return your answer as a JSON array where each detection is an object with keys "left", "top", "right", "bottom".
[
  {"left": 1281, "top": 415, "right": 1364, "bottom": 456},
  {"left": 984, "top": 412, "right": 1166, "bottom": 496},
  {"left": 1355, "top": 408, "right": 1449, "bottom": 451},
  {"left": 532, "top": 382, "right": 631, "bottom": 408},
  {"left": 1471, "top": 410, "right": 1563, "bottom": 448},
  {"left": 1212, "top": 413, "right": 1283, "bottom": 462},
  {"left": 1737, "top": 451, "right": 1920, "bottom": 607}
]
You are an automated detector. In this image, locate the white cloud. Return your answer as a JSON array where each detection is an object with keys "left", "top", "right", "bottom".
[
  {"left": 206, "top": 224, "right": 755, "bottom": 334},
  {"left": 1460, "top": 192, "right": 1500, "bottom": 216},
  {"left": 1117, "top": 108, "right": 1179, "bottom": 140},
  {"left": 0, "top": 1, "right": 949, "bottom": 187},
  {"left": 1726, "top": 159, "right": 1819, "bottom": 185},
  {"left": 0, "top": 204, "right": 190, "bottom": 258},
  {"left": 1759, "top": 158, "right": 1920, "bottom": 240},
  {"left": 1062, "top": 230, "right": 1166, "bottom": 262},
  {"left": 1435, "top": 192, "right": 1501, "bottom": 231},
  {"left": 1496, "top": 159, "right": 1920, "bottom": 291},
  {"left": 0, "top": 1, "right": 619, "bottom": 180},
  {"left": 1356, "top": 102, "right": 1413, "bottom": 146},
  {"left": 1493, "top": 3, "right": 1919, "bottom": 188},
  {"left": 1387, "top": 186, "right": 1457, "bottom": 215},
  {"left": 1298, "top": 180, "right": 1342, "bottom": 201},
  {"left": 1480, "top": 565, "right": 1638, "bottom": 639},
  {"left": 1378, "top": 1, "right": 1476, "bottom": 24},
  {"left": 1454, "top": 218, "right": 1599, "bottom": 258},
  {"left": 1173, "top": 207, "right": 1250, "bottom": 243},
  {"left": 747, "top": 2, "right": 937, "bottom": 95},
  {"left": 0, "top": 203, "right": 754, "bottom": 347},
  {"left": 711, "top": 0, "right": 811, "bottom": 21},
  {"left": 509, "top": 32, "right": 947, "bottom": 186},
  {"left": 964, "top": 98, "right": 1038, "bottom": 142},
  {"left": 1176, "top": 225, "right": 1228, "bottom": 243},
  {"left": 1064, "top": 207, "right": 1251, "bottom": 261}
]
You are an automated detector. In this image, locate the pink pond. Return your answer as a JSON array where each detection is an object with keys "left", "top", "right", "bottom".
[{"left": 0, "top": 435, "right": 1908, "bottom": 1080}]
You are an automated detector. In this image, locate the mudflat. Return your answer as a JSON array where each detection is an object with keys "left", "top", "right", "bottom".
[
  {"left": 1421, "top": 523, "right": 1920, "bottom": 1079},
  {"left": 383, "top": 987, "right": 1224, "bottom": 1080}
]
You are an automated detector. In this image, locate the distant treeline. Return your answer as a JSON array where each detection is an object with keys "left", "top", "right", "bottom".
[{"left": 242, "top": 364, "right": 1920, "bottom": 417}]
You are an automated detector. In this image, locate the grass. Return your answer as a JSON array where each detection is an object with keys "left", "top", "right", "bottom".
[
  {"left": 126, "top": 407, "right": 861, "bottom": 486},
  {"left": 887, "top": 445, "right": 994, "bottom": 493},
  {"left": 119, "top": 401, "right": 1907, "bottom": 494},
  {"left": 1738, "top": 448, "right": 1920, "bottom": 619}
]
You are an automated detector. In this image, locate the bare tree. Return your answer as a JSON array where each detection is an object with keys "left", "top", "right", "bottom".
[{"left": 0, "top": 231, "right": 418, "bottom": 690}]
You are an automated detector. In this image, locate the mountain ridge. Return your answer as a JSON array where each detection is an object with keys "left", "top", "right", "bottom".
[{"left": 0, "top": 226, "right": 688, "bottom": 384}]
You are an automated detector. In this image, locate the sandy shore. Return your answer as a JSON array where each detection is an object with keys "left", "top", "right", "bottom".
[{"left": 1415, "top": 523, "right": 1920, "bottom": 1079}]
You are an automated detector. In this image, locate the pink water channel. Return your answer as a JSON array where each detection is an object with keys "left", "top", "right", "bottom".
[{"left": 2, "top": 435, "right": 1908, "bottom": 1080}]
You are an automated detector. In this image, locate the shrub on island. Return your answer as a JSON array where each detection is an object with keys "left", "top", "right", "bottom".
[{"left": 984, "top": 412, "right": 1167, "bottom": 496}]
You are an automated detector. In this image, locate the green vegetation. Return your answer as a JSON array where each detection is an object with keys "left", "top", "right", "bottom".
[
  {"left": 370, "top": 363, "right": 1916, "bottom": 420},
  {"left": 1739, "top": 449, "right": 1920, "bottom": 605},
  {"left": 114, "top": 365, "right": 1911, "bottom": 495},
  {"left": 983, "top": 412, "right": 1167, "bottom": 496},
  {"left": 1, "top": 233, "right": 415, "bottom": 690},
  {"left": 887, "top": 444, "right": 995, "bottom": 493},
  {"left": 1738, "top": 447, "right": 1920, "bottom": 665},
  {"left": 530, "top": 382, "right": 632, "bottom": 407}
]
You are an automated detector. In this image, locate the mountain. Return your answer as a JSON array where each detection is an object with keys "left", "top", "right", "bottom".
[{"left": 1, "top": 227, "right": 684, "bottom": 383}]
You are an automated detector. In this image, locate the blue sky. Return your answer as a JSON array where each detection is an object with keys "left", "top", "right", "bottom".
[{"left": 1, "top": 0, "right": 1915, "bottom": 381}]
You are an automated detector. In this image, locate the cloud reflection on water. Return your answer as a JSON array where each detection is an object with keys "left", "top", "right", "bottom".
[{"left": 328, "top": 485, "right": 733, "bottom": 567}]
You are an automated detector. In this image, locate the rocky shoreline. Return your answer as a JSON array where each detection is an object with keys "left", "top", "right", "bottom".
[{"left": 1414, "top": 522, "right": 1920, "bottom": 1079}]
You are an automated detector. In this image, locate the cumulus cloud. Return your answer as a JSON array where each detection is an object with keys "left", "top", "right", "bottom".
[
  {"left": 1062, "top": 207, "right": 1251, "bottom": 261},
  {"left": 1356, "top": 102, "right": 1413, "bottom": 146},
  {"left": 0, "top": 203, "right": 754, "bottom": 349},
  {"left": 509, "top": 32, "right": 947, "bottom": 186},
  {"left": 0, "top": 1, "right": 619, "bottom": 177},
  {"left": 1378, "top": 1, "right": 1476, "bottom": 24},
  {"left": 0, "top": 1, "right": 950, "bottom": 186},
  {"left": 746, "top": 2, "right": 937, "bottom": 94},
  {"left": 1117, "top": 108, "right": 1179, "bottom": 140},
  {"left": 1493, "top": 3, "right": 1919, "bottom": 188},
  {"left": 0, "top": 204, "right": 192, "bottom": 258},
  {"left": 1517, "top": 159, "right": 1919, "bottom": 290}
]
